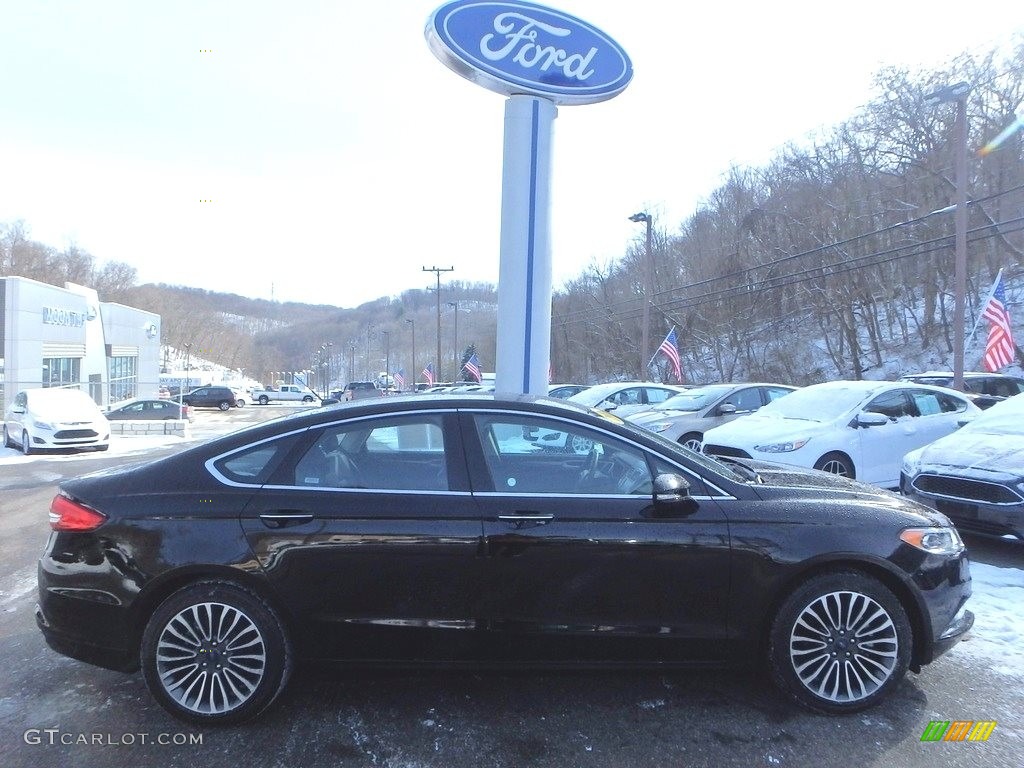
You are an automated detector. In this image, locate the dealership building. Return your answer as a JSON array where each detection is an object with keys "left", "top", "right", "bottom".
[{"left": 0, "top": 276, "right": 161, "bottom": 413}]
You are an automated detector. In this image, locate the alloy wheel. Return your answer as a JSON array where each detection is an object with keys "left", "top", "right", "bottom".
[
  {"left": 155, "top": 602, "right": 267, "bottom": 716},
  {"left": 789, "top": 590, "right": 898, "bottom": 704}
]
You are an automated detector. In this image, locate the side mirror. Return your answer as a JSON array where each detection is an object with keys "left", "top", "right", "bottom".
[
  {"left": 718, "top": 403, "right": 737, "bottom": 415},
  {"left": 653, "top": 473, "right": 691, "bottom": 505},
  {"left": 856, "top": 412, "right": 890, "bottom": 428},
  {"left": 11, "top": 406, "right": 25, "bottom": 415},
  {"left": 599, "top": 399, "right": 618, "bottom": 411}
]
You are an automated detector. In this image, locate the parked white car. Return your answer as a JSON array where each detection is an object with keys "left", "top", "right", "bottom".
[
  {"left": 701, "top": 380, "right": 980, "bottom": 488},
  {"left": 568, "top": 382, "right": 687, "bottom": 418},
  {"left": 3, "top": 387, "right": 110, "bottom": 454}
]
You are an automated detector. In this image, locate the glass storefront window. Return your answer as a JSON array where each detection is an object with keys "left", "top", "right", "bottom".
[
  {"left": 42, "top": 358, "right": 81, "bottom": 388},
  {"left": 109, "top": 356, "right": 138, "bottom": 402}
]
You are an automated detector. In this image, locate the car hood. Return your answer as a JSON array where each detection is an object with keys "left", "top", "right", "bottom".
[
  {"left": 910, "top": 431, "right": 1024, "bottom": 480},
  {"left": 629, "top": 409, "right": 698, "bottom": 425},
  {"left": 703, "top": 414, "right": 828, "bottom": 447},
  {"left": 735, "top": 459, "right": 950, "bottom": 527}
]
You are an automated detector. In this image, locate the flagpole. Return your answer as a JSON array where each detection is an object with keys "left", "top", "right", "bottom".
[{"left": 966, "top": 269, "right": 1003, "bottom": 352}]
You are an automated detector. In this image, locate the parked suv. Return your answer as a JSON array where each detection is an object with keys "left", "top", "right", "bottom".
[
  {"left": 899, "top": 371, "right": 1024, "bottom": 409},
  {"left": 180, "top": 386, "right": 237, "bottom": 411},
  {"left": 343, "top": 381, "right": 383, "bottom": 401}
]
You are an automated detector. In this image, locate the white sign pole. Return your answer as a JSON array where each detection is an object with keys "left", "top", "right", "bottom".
[{"left": 495, "top": 95, "right": 556, "bottom": 396}]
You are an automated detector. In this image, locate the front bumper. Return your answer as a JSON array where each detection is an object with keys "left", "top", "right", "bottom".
[{"left": 932, "top": 607, "right": 975, "bottom": 661}]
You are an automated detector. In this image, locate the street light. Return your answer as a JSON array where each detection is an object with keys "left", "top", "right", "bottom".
[
  {"left": 423, "top": 266, "right": 454, "bottom": 384},
  {"left": 348, "top": 342, "right": 357, "bottom": 386},
  {"left": 381, "top": 330, "right": 390, "bottom": 390},
  {"left": 629, "top": 211, "right": 654, "bottom": 380},
  {"left": 447, "top": 301, "right": 459, "bottom": 381},
  {"left": 365, "top": 323, "right": 374, "bottom": 380},
  {"left": 926, "top": 81, "right": 971, "bottom": 391},
  {"left": 178, "top": 342, "right": 193, "bottom": 407},
  {"left": 321, "top": 341, "right": 334, "bottom": 398},
  {"left": 405, "top": 318, "right": 415, "bottom": 392}
]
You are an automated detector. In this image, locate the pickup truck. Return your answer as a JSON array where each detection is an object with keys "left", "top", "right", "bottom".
[{"left": 250, "top": 384, "right": 318, "bottom": 405}]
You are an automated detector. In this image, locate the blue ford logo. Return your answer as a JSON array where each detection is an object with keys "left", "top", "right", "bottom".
[{"left": 426, "top": 0, "right": 632, "bottom": 105}]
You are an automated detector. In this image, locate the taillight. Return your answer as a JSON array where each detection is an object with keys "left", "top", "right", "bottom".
[{"left": 49, "top": 494, "right": 107, "bottom": 531}]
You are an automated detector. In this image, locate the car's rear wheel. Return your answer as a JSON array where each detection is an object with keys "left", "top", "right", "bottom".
[
  {"left": 768, "top": 571, "right": 911, "bottom": 713},
  {"left": 679, "top": 432, "right": 703, "bottom": 452},
  {"left": 235, "top": 399, "right": 245, "bottom": 408},
  {"left": 21, "top": 430, "right": 33, "bottom": 455},
  {"left": 302, "top": 395, "right": 314, "bottom": 403},
  {"left": 141, "top": 581, "right": 291, "bottom": 725},
  {"left": 218, "top": 401, "right": 230, "bottom": 411},
  {"left": 814, "top": 452, "right": 854, "bottom": 478},
  {"left": 259, "top": 395, "right": 269, "bottom": 405}
]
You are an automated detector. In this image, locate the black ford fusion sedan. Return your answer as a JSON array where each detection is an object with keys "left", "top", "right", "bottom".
[{"left": 37, "top": 395, "right": 973, "bottom": 724}]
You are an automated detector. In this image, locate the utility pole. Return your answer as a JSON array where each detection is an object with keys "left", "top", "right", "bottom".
[
  {"left": 423, "top": 266, "right": 454, "bottom": 382},
  {"left": 926, "top": 82, "right": 971, "bottom": 390},
  {"left": 448, "top": 301, "right": 459, "bottom": 381},
  {"left": 629, "top": 212, "right": 654, "bottom": 380}
]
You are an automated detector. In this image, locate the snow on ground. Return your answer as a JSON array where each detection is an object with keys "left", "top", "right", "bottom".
[
  {"left": 0, "top": 433, "right": 191, "bottom": 466},
  {"left": 953, "top": 561, "right": 1024, "bottom": 678}
]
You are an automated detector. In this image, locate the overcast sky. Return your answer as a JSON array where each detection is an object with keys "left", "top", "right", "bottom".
[{"left": 0, "top": 1, "right": 1020, "bottom": 308}]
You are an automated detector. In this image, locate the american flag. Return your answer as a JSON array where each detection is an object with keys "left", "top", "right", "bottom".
[
  {"left": 393, "top": 368, "right": 405, "bottom": 389},
  {"left": 657, "top": 327, "right": 683, "bottom": 382},
  {"left": 982, "top": 273, "right": 1016, "bottom": 372},
  {"left": 422, "top": 363, "right": 434, "bottom": 386},
  {"left": 463, "top": 353, "right": 482, "bottom": 382}
]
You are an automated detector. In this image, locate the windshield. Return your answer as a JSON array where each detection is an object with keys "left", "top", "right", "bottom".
[
  {"left": 656, "top": 385, "right": 735, "bottom": 412},
  {"left": 758, "top": 384, "right": 871, "bottom": 422}
]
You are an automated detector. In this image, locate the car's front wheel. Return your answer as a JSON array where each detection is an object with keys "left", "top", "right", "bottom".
[
  {"left": 218, "top": 401, "right": 231, "bottom": 411},
  {"left": 768, "top": 571, "right": 911, "bottom": 713},
  {"left": 2, "top": 425, "right": 12, "bottom": 449},
  {"left": 141, "top": 581, "right": 291, "bottom": 725},
  {"left": 21, "top": 430, "right": 33, "bottom": 455},
  {"left": 679, "top": 432, "right": 703, "bottom": 452},
  {"left": 814, "top": 452, "right": 854, "bottom": 478},
  {"left": 259, "top": 395, "right": 269, "bottom": 405}
]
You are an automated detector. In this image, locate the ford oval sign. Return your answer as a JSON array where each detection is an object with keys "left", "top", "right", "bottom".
[{"left": 426, "top": 0, "right": 632, "bottom": 106}]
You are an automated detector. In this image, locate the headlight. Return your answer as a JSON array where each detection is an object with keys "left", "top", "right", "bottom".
[
  {"left": 754, "top": 438, "right": 809, "bottom": 453},
  {"left": 34, "top": 420, "right": 55, "bottom": 431},
  {"left": 900, "top": 527, "right": 964, "bottom": 555},
  {"left": 902, "top": 451, "right": 923, "bottom": 477},
  {"left": 650, "top": 422, "right": 674, "bottom": 433}
]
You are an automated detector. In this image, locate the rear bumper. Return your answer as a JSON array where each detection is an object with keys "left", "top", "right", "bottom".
[{"left": 36, "top": 603, "right": 137, "bottom": 672}]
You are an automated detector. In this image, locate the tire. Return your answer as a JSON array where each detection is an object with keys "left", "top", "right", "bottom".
[
  {"left": 259, "top": 395, "right": 269, "bottom": 405},
  {"left": 768, "top": 571, "right": 911, "bottom": 714},
  {"left": 2, "top": 425, "right": 12, "bottom": 449},
  {"left": 21, "top": 430, "right": 33, "bottom": 456},
  {"left": 218, "top": 401, "right": 230, "bottom": 411},
  {"left": 235, "top": 399, "right": 245, "bottom": 408},
  {"left": 813, "top": 452, "right": 855, "bottom": 479},
  {"left": 140, "top": 581, "right": 292, "bottom": 726},
  {"left": 302, "top": 395, "right": 314, "bottom": 403},
  {"left": 679, "top": 432, "right": 703, "bottom": 452}
]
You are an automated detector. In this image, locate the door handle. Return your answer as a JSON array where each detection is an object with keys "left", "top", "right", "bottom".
[
  {"left": 497, "top": 513, "right": 554, "bottom": 528},
  {"left": 259, "top": 512, "right": 314, "bottom": 529}
]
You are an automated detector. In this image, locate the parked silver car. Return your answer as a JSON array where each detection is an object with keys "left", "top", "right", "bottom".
[{"left": 628, "top": 383, "right": 796, "bottom": 450}]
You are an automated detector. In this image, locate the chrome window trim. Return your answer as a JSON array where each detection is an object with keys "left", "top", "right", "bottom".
[
  {"left": 475, "top": 491, "right": 721, "bottom": 501},
  {"left": 206, "top": 408, "right": 459, "bottom": 489}
]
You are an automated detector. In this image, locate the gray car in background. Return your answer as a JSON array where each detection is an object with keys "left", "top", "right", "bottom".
[{"left": 628, "top": 383, "right": 797, "bottom": 451}]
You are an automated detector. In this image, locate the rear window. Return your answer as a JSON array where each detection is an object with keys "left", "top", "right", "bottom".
[{"left": 212, "top": 435, "right": 300, "bottom": 485}]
